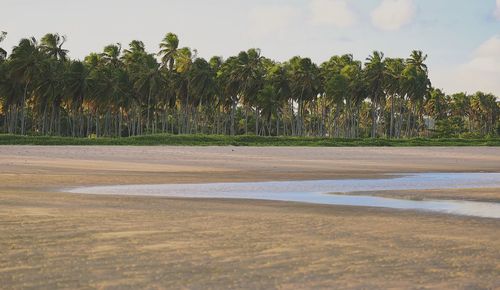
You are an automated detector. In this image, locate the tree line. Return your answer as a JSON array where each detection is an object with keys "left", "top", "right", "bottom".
[{"left": 0, "top": 32, "right": 498, "bottom": 138}]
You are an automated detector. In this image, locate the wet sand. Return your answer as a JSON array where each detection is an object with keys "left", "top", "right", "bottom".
[{"left": 1, "top": 146, "right": 499, "bottom": 289}]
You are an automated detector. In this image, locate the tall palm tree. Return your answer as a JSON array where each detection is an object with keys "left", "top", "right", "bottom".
[
  {"left": 320, "top": 54, "right": 365, "bottom": 137},
  {"left": 159, "top": 33, "right": 179, "bottom": 71},
  {"left": 168, "top": 47, "right": 195, "bottom": 133},
  {"left": 9, "top": 37, "right": 44, "bottom": 134},
  {"left": 286, "top": 56, "right": 321, "bottom": 136},
  {"left": 344, "top": 61, "right": 367, "bottom": 138},
  {"left": 206, "top": 56, "right": 226, "bottom": 134},
  {"left": 188, "top": 58, "right": 216, "bottom": 133},
  {"left": 134, "top": 54, "right": 163, "bottom": 133},
  {"left": 263, "top": 63, "right": 290, "bottom": 136},
  {"left": 322, "top": 60, "right": 348, "bottom": 137},
  {"left": 34, "top": 57, "right": 65, "bottom": 134},
  {"left": 65, "top": 60, "right": 89, "bottom": 136},
  {"left": 403, "top": 50, "right": 431, "bottom": 136},
  {"left": 218, "top": 56, "right": 241, "bottom": 135},
  {"left": 85, "top": 50, "right": 126, "bottom": 136},
  {"left": 384, "top": 58, "right": 405, "bottom": 138},
  {"left": 0, "top": 52, "right": 25, "bottom": 133},
  {"left": 233, "top": 49, "right": 264, "bottom": 134},
  {"left": 364, "top": 51, "right": 386, "bottom": 138}
]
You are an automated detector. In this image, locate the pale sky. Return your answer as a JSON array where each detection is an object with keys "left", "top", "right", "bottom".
[{"left": 2, "top": 0, "right": 500, "bottom": 95}]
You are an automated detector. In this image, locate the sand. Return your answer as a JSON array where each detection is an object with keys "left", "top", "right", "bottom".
[{"left": 0, "top": 146, "right": 499, "bottom": 289}]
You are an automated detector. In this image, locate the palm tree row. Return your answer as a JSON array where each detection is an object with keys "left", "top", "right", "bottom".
[{"left": 0, "top": 32, "right": 498, "bottom": 138}]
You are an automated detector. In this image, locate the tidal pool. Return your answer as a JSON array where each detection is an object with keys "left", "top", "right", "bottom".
[{"left": 67, "top": 173, "right": 500, "bottom": 218}]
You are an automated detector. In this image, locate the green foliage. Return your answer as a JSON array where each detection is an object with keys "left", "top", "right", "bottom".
[
  {"left": 434, "top": 117, "right": 465, "bottom": 138},
  {"left": 0, "top": 32, "right": 498, "bottom": 140},
  {"left": 0, "top": 134, "right": 499, "bottom": 147}
]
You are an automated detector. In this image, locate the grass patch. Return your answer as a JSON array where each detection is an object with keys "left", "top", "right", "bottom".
[{"left": 0, "top": 134, "right": 499, "bottom": 147}]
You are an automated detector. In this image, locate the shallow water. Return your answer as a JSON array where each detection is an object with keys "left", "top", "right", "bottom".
[{"left": 68, "top": 173, "right": 500, "bottom": 218}]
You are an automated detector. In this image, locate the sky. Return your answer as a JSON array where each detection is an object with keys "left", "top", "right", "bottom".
[{"left": 2, "top": 0, "right": 500, "bottom": 95}]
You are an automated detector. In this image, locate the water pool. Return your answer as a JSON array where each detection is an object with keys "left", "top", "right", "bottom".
[{"left": 67, "top": 173, "right": 500, "bottom": 218}]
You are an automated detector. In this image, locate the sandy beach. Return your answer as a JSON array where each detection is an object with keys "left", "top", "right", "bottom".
[{"left": 1, "top": 146, "right": 499, "bottom": 289}]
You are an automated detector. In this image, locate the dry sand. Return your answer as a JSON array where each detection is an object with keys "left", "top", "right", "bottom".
[{"left": 0, "top": 146, "right": 499, "bottom": 289}]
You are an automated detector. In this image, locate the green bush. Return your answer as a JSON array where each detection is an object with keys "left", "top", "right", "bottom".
[{"left": 0, "top": 134, "right": 499, "bottom": 147}]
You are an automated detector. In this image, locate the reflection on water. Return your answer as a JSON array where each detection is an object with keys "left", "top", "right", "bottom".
[{"left": 68, "top": 173, "right": 500, "bottom": 218}]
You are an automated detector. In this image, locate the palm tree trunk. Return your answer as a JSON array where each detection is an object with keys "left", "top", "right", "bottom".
[
  {"left": 118, "top": 109, "right": 123, "bottom": 137},
  {"left": 255, "top": 108, "right": 259, "bottom": 136},
  {"left": 244, "top": 107, "right": 248, "bottom": 135},
  {"left": 230, "top": 98, "right": 236, "bottom": 136},
  {"left": 276, "top": 112, "right": 280, "bottom": 136},
  {"left": 371, "top": 101, "right": 377, "bottom": 138},
  {"left": 20, "top": 82, "right": 29, "bottom": 135},
  {"left": 146, "top": 91, "right": 151, "bottom": 133},
  {"left": 390, "top": 96, "right": 395, "bottom": 138}
]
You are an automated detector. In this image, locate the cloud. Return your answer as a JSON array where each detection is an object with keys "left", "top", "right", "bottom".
[
  {"left": 432, "top": 35, "right": 500, "bottom": 96},
  {"left": 310, "top": 0, "right": 358, "bottom": 28},
  {"left": 248, "top": 5, "right": 299, "bottom": 38},
  {"left": 495, "top": 0, "right": 500, "bottom": 20},
  {"left": 371, "top": 0, "right": 416, "bottom": 31}
]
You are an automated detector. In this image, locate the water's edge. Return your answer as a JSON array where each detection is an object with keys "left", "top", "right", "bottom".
[{"left": 66, "top": 173, "right": 500, "bottom": 219}]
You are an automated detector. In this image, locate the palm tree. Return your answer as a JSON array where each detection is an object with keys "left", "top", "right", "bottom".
[
  {"left": 449, "top": 92, "right": 471, "bottom": 130},
  {"left": 0, "top": 32, "right": 498, "bottom": 139},
  {"left": 322, "top": 59, "right": 348, "bottom": 137},
  {"left": 159, "top": 33, "right": 179, "bottom": 71},
  {"left": 175, "top": 47, "right": 194, "bottom": 73},
  {"left": 344, "top": 61, "right": 367, "bottom": 138},
  {"left": 407, "top": 50, "right": 428, "bottom": 73},
  {"left": 134, "top": 54, "right": 163, "bottom": 133},
  {"left": 65, "top": 60, "right": 89, "bottom": 136},
  {"left": 425, "top": 88, "right": 449, "bottom": 121},
  {"left": 286, "top": 56, "right": 321, "bottom": 136},
  {"left": 320, "top": 54, "right": 365, "bottom": 137},
  {"left": 9, "top": 37, "right": 44, "bottom": 134},
  {"left": 470, "top": 92, "right": 499, "bottom": 135},
  {"left": 85, "top": 50, "right": 126, "bottom": 137},
  {"left": 188, "top": 58, "right": 217, "bottom": 134},
  {"left": 403, "top": 51, "right": 431, "bottom": 136},
  {"left": 384, "top": 58, "right": 405, "bottom": 138},
  {"left": 364, "top": 51, "right": 386, "bottom": 138},
  {"left": 232, "top": 49, "right": 264, "bottom": 135},
  {"left": 263, "top": 63, "right": 290, "bottom": 136},
  {"left": 218, "top": 56, "right": 241, "bottom": 135},
  {"left": 101, "top": 44, "right": 122, "bottom": 68},
  {"left": 169, "top": 47, "right": 195, "bottom": 133},
  {"left": 0, "top": 31, "right": 7, "bottom": 61},
  {"left": 40, "top": 33, "right": 68, "bottom": 61},
  {"left": 34, "top": 57, "right": 66, "bottom": 134},
  {"left": 206, "top": 56, "right": 226, "bottom": 134},
  {"left": 122, "top": 40, "right": 147, "bottom": 67},
  {"left": 0, "top": 56, "right": 24, "bottom": 133}
]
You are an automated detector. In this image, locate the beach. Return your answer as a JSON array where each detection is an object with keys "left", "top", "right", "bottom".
[{"left": 1, "top": 146, "right": 499, "bottom": 289}]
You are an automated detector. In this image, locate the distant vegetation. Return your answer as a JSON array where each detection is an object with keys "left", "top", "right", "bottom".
[
  {"left": 1, "top": 134, "right": 499, "bottom": 147},
  {"left": 0, "top": 31, "right": 498, "bottom": 139}
]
